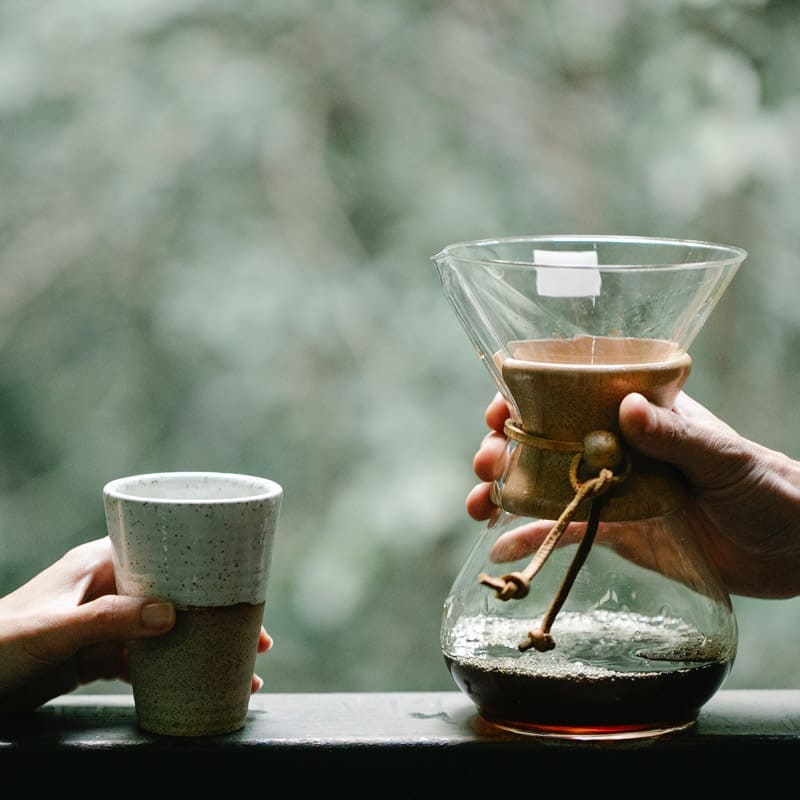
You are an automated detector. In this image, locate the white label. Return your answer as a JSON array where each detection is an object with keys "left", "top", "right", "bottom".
[{"left": 534, "top": 248, "right": 601, "bottom": 297}]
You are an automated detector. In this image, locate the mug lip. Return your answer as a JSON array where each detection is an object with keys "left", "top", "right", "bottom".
[
  {"left": 103, "top": 471, "right": 283, "bottom": 504},
  {"left": 432, "top": 234, "right": 747, "bottom": 271}
]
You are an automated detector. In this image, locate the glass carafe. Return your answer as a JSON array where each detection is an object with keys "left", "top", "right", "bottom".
[{"left": 432, "top": 235, "right": 746, "bottom": 740}]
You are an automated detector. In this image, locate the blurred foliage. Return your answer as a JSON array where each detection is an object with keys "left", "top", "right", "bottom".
[{"left": 2, "top": 0, "right": 800, "bottom": 693}]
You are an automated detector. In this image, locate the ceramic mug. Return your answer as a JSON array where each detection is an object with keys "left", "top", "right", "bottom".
[{"left": 103, "top": 471, "right": 282, "bottom": 736}]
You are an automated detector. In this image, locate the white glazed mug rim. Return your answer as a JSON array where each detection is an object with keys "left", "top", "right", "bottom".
[{"left": 103, "top": 471, "right": 283, "bottom": 504}]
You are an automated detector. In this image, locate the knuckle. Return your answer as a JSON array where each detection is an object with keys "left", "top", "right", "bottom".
[{"left": 86, "top": 596, "right": 127, "bottom": 634}]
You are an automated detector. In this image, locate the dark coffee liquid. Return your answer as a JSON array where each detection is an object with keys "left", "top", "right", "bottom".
[
  {"left": 446, "top": 657, "right": 729, "bottom": 734},
  {"left": 443, "top": 612, "right": 732, "bottom": 736}
]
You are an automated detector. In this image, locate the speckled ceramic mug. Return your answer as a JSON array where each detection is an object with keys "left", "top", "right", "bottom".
[{"left": 103, "top": 471, "right": 282, "bottom": 737}]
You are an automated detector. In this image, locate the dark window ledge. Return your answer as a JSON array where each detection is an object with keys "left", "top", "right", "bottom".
[{"left": 1, "top": 690, "right": 797, "bottom": 790}]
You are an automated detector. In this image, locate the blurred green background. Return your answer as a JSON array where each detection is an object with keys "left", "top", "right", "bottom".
[{"left": 2, "top": 0, "right": 800, "bottom": 695}]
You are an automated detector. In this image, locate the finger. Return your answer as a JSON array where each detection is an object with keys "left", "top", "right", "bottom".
[
  {"left": 489, "top": 519, "right": 599, "bottom": 563},
  {"left": 3, "top": 537, "right": 117, "bottom": 614},
  {"left": 252, "top": 627, "right": 273, "bottom": 694},
  {"left": 473, "top": 430, "right": 507, "bottom": 482},
  {"left": 485, "top": 392, "right": 510, "bottom": 433},
  {"left": 490, "top": 520, "right": 559, "bottom": 562},
  {"left": 619, "top": 392, "right": 743, "bottom": 486},
  {"left": 77, "top": 538, "right": 119, "bottom": 601},
  {"left": 257, "top": 626, "right": 273, "bottom": 653},
  {"left": 466, "top": 482, "right": 496, "bottom": 520},
  {"left": 26, "top": 596, "right": 176, "bottom": 664}
]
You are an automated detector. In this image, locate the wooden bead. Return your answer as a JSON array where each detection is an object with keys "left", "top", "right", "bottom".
[{"left": 582, "top": 430, "right": 625, "bottom": 474}]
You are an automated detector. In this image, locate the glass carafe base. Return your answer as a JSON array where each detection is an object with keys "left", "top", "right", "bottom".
[
  {"left": 443, "top": 610, "right": 732, "bottom": 742},
  {"left": 447, "top": 652, "right": 725, "bottom": 741},
  {"left": 474, "top": 714, "right": 697, "bottom": 741}
]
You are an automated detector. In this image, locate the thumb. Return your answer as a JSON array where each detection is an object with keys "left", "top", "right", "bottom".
[
  {"left": 35, "top": 596, "right": 176, "bottom": 663},
  {"left": 619, "top": 392, "right": 736, "bottom": 487}
]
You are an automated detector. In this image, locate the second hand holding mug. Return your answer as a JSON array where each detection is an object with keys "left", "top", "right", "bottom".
[{"left": 103, "top": 471, "right": 282, "bottom": 737}]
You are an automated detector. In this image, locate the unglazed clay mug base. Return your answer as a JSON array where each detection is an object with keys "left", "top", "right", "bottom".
[
  {"left": 127, "top": 603, "right": 264, "bottom": 736},
  {"left": 103, "top": 471, "right": 282, "bottom": 737}
]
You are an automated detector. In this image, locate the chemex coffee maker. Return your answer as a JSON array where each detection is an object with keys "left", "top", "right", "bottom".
[{"left": 433, "top": 235, "right": 746, "bottom": 740}]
